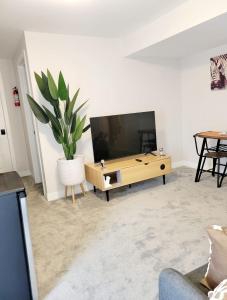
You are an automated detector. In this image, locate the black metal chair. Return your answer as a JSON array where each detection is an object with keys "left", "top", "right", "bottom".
[
  {"left": 194, "top": 135, "right": 227, "bottom": 187},
  {"left": 199, "top": 151, "right": 227, "bottom": 187}
]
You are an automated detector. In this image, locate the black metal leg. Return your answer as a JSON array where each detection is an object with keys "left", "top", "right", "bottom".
[
  {"left": 195, "top": 138, "right": 206, "bottom": 182},
  {"left": 198, "top": 156, "right": 206, "bottom": 181},
  {"left": 106, "top": 190, "right": 109, "bottom": 202},
  {"left": 93, "top": 186, "right": 96, "bottom": 193},
  {"left": 220, "top": 162, "right": 227, "bottom": 187},
  {"left": 213, "top": 140, "right": 221, "bottom": 176},
  {"left": 163, "top": 175, "right": 165, "bottom": 185},
  {"left": 217, "top": 158, "right": 221, "bottom": 188},
  {"left": 212, "top": 158, "right": 216, "bottom": 177},
  {"left": 129, "top": 184, "right": 132, "bottom": 188}
]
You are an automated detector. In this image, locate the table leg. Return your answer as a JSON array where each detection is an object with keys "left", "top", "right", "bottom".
[
  {"left": 217, "top": 158, "right": 221, "bottom": 188},
  {"left": 195, "top": 138, "right": 206, "bottom": 182},
  {"left": 163, "top": 175, "right": 166, "bottom": 185},
  {"left": 212, "top": 139, "right": 220, "bottom": 177},
  {"left": 106, "top": 190, "right": 109, "bottom": 202},
  {"left": 198, "top": 156, "right": 207, "bottom": 181},
  {"left": 219, "top": 161, "right": 227, "bottom": 187}
]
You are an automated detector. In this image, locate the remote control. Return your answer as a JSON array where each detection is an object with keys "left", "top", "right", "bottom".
[{"left": 136, "top": 159, "right": 142, "bottom": 162}]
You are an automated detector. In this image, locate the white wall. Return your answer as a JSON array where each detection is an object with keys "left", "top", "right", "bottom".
[
  {"left": 0, "top": 58, "right": 30, "bottom": 176},
  {"left": 181, "top": 44, "right": 227, "bottom": 167},
  {"left": 24, "top": 31, "right": 182, "bottom": 200}
]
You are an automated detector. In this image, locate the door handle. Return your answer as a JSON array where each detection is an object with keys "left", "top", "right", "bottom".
[{"left": 0, "top": 129, "right": 6, "bottom": 135}]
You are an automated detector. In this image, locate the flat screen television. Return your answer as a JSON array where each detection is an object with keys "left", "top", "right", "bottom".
[{"left": 90, "top": 111, "right": 157, "bottom": 162}]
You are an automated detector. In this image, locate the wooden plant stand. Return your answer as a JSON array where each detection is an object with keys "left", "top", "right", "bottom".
[
  {"left": 65, "top": 183, "right": 86, "bottom": 204},
  {"left": 85, "top": 154, "right": 172, "bottom": 201}
]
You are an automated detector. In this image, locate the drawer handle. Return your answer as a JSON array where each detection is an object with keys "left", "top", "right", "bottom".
[{"left": 160, "top": 164, "right": 165, "bottom": 170}]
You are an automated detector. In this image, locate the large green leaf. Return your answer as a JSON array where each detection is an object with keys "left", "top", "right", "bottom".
[
  {"left": 34, "top": 72, "right": 45, "bottom": 94},
  {"left": 73, "top": 116, "right": 86, "bottom": 142},
  {"left": 82, "top": 124, "right": 90, "bottom": 133},
  {"left": 66, "top": 88, "right": 80, "bottom": 122},
  {"left": 64, "top": 110, "right": 70, "bottom": 125},
  {"left": 67, "top": 84, "right": 70, "bottom": 101},
  {"left": 58, "top": 71, "right": 68, "bottom": 100},
  {"left": 63, "top": 126, "right": 69, "bottom": 145},
  {"left": 27, "top": 94, "right": 49, "bottom": 124},
  {"left": 47, "top": 70, "right": 58, "bottom": 100},
  {"left": 71, "top": 115, "right": 80, "bottom": 138},
  {"left": 69, "top": 142, "right": 76, "bottom": 157},
  {"left": 63, "top": 144, "right": 71, "bottom": 160},
  {"left": 42, "top": 106, "right": 62, "bottom": 134},
  {"left": 75, "top": 99, "right": 88, "bottom": 114},
  {"left": 34, "top": 72, "right": 56, "bottom": 104},
  {"left": 51, "top": 123, "right": 62, "bottom": 144},
  {"left": 70, "top": 112, "right": 77, "bottom": 134},
  {"left": 65, "top": 84, "right": 70, "bottom": 111},
  {"left": 53, "top": 101, "right": 62, "bottom": 119}
]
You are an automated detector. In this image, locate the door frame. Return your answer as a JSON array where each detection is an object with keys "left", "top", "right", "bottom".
[
  {"left": 16, "top": 50, "right": 46, "bottom": 194},
  {"left": 16, "top": 51, "right": 44, "bottom": 185},
  {"left": 0, "top": 72, "right": 16, "bottom": 171},
  {"left": 17, "top": 62, "right": 41, "bottom": 183}
]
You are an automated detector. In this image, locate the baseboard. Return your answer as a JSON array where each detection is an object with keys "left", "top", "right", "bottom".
[
  {"left": 172, "top": 161, "right": 185, "bottom": 168},
  {"left": 18, "top": 170, "right": 31, "bottom": 177},
  {"left": 172, "top": 161, "right": 197, "bottom": 169},
  {"left": 180, "top": 161, "right": 197, "bottom": 169},
  {"left": 46, "top": 190, "right": 65, "bottom": 201}
]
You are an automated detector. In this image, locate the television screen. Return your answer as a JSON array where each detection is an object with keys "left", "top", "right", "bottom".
[{"left": 90, "top": 111, "right": 157, "bottom": 162}]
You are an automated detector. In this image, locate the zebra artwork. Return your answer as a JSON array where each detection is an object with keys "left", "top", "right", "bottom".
[{"left": 210, "top": 54, "right": 227, "bottom": 90}]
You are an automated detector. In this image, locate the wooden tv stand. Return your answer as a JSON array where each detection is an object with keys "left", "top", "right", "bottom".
[{"left": 85, "top": 154, "right": 172, "bottom": 201}]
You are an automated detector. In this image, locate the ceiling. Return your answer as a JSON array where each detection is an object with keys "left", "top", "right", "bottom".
[
  {"left": 131, "top": 12, "right": 227, "bottom": 59},
  {"left": 0, "top": 0, "right": 187, "bottom": 58}
]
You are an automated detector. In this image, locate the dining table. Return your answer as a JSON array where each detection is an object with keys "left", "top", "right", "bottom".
[{"left": 193, "top": 131, "right": 227, "bottom": 182}]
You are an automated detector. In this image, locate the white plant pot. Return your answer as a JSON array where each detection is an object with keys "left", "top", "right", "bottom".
[{"left": 57, "top": 155, "right": 85, "bottom": 186}]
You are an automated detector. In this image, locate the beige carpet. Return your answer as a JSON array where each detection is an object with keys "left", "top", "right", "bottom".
[{"left": 23, "top": 167, "right": 227, "bottom": 300}]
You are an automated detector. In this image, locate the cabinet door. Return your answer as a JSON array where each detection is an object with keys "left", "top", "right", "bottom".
[
  {"left": 121, "top": 159, "right": 171, "bottom": 185},
  {"left": 0, "top": 193, "right": 32, "bottom": 300}
]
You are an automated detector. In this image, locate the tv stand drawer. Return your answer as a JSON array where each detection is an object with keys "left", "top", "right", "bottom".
[{"left": 121, "top": 158, "right": 171, "bottom": 185}]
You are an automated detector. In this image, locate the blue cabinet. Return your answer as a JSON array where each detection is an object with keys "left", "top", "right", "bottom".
[{"left": 0, "top": 172, "right": 38, "bottom": 300}]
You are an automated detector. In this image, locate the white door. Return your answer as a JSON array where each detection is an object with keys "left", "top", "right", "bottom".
[{"left": 0, "top": 94, "right": 13, "bottom": 172}]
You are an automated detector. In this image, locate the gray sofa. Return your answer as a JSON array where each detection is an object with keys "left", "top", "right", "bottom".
[{"left": 159, "top": 265, "right": 209, "bottom": 300}]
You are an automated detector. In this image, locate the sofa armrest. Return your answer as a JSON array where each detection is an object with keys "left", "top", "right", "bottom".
[{"left": 159, "top": 268, "right": 208, "bottom": 300}]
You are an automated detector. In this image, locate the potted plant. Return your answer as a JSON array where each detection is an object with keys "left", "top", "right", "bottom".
[{"left": 27, "top": 70, "right": 90, "bottom": 188}]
